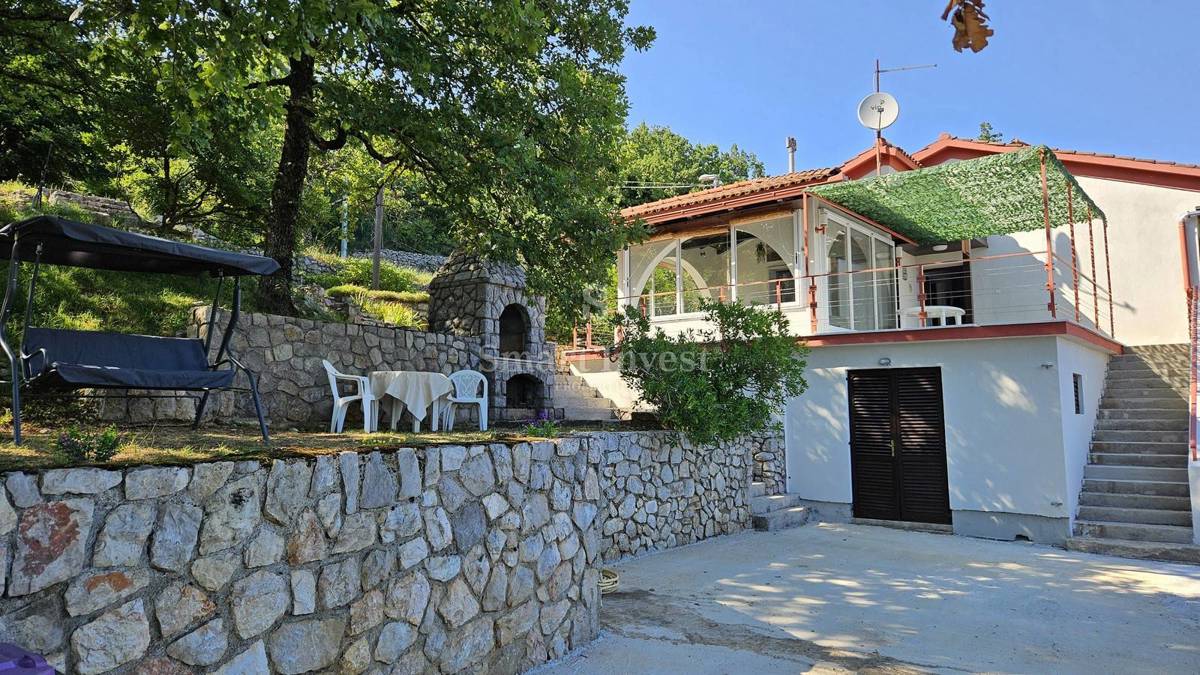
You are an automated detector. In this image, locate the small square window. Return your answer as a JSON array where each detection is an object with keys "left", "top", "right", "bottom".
[{"left": 1072, "top": 373, "right": 1084, "bottom": 415}]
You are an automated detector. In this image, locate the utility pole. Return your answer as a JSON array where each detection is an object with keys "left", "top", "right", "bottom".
[
  {"left": 339, "top": 196, "right": 349, "bottom": 258},
  {"left": 371, "top": 186, "right": 383, "bottom": 290}
]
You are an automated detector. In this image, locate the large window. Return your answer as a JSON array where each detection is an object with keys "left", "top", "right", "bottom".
[
  {"left": 823, "top": 213, "right": 896, "bottom": 331},
  {"left": 680, "top": 235, "right": 729, "bottom": 312},
  {"left": 735, "top": 215, "right": 796, "bottom": 306}
]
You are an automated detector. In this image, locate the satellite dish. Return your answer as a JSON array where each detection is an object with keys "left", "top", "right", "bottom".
[{"left": 857, "top": 92, "right": 899, "bottom": 131}]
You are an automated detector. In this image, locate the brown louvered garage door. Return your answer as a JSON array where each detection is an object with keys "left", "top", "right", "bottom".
[{"left": 848, "top": 368, "right": 950, "bottom": 524}]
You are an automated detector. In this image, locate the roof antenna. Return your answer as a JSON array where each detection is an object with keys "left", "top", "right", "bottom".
[
  {"left": 786, "top": 137, "right": 797, "bottom": 173},
  {"left": 859, "top": 59, "right": 936, "bottom": 175}
]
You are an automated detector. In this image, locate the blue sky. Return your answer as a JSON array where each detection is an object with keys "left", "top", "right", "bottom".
[{"left": 622, "top": 1, "right": 1200, "bottom": 175}]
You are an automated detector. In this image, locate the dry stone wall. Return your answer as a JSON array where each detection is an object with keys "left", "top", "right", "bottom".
[
  {"left": 752, "top": 434, "right": 787, "bottom": 497},
  {"left": 97, "top": 309, "right": 485, "bottom": 429},
  {"left": 0, "top": 438, "right": 603, "bottom": 674},
  {"left": 594, "top": 431, "right": 777, "bottom": 562}
]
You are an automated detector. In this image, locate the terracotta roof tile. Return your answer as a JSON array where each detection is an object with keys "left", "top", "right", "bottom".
[
  {"left": 620, "top": 167, "right": 840, "bottom": 221},
  {"left": 917, "top": 134, "right": 1200, "bottom": 171}
]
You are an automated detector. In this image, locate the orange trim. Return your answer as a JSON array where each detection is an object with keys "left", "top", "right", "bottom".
[
  {"left": 802, "top": 320, "right": 1123, "bottom": 354},
  {"left": 809, "top": 194, "right": 918, "bottom": 246},
  {"left": 839, "top": 137, "right": 922, "bottom": 180}
]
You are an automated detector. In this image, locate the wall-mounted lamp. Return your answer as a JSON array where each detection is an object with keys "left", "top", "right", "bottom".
[
  {"left": 932, "top": 244, "right": 949, "bottom": 252},
  {"left": 878, "top": 357, "right": 892, "bottom": 367},
  {"left": 1040, "top": 362, "right": 1054, "bottom": 369}
]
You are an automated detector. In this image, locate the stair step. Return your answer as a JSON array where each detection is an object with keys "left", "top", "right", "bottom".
[
  {"left": 1099, "top": 396, "right": 1187, "bottom": 410},
  {"left": 750, "top": 481, "right": 766, "bottom": 498},
  {"left": 1089, "top": 452, "right": 1188, "bottom": 467},
  {"left": 555, "top": 394, "right": 612, "bottom": 408},
  {"left": 1094, "top": 418, "right": 1187, "bottom": 431},
  {"left": 750, "top": 493, "right": 804, "bottom": 516},
  {"left": 1090, "top": 441, "right": 1189, "bottom": 455},
  {"left": 1077, "top": 505, "right": 1193, "bottom": 526},
  {"left": 1083, "top": 464, "right": 1188, "bottom": 482},
  {"left": 752, "top": 506, "right": 809, "bottom": 532},
  {"left": 1097, "top": 408, "right": 1189, "bottom": 421},
  {"left": 1079, "top": 491, "right": 1192, "bottom": 511},
  {"left": 1100, "top": 389, "right": 1187, "bottom": 401},
  {"left": 1073, "top": 520, "right": 1194, "bottom": 544},
  {"left": 1065, "top": 536, "right": 1200, "bottom": 563},
  {"left": 1082, "top": 478, "right": 1191, "bottom": 497},
  {"left": 1106, "top": 377, "right": 1185, "bottom": 389},
  {"left": 559, "top": 407, "right": 617, "bottom": 421},
  {"left": 1092, "top": 430, "right": 1188, "bottom": 443}
]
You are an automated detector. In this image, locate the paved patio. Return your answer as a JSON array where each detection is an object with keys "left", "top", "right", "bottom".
[{"left": 536, "top": 522, "right": 1200, "bottom": 674}]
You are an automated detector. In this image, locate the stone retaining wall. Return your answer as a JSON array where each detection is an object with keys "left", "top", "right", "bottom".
[
  {"left": 0, "top": 438, "right": 603, "bottom": 674},
  {"left": 594, "top": 431, "right": 774, "bottom": 562},
  {"left": 752, "top": 434, "right": 787, "bottom": 496},
  {"left": 98, "top": 309, "right": 486, "bottom": 430}
]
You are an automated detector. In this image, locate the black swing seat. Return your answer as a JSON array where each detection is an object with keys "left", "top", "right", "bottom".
[{"left": 22, "top": 327, "right": 234, "bottom": 391}]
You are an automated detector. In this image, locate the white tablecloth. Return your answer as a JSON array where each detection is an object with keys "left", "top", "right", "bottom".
[{"left": 369, "top": 371, "right": 452, "bottom": 429}]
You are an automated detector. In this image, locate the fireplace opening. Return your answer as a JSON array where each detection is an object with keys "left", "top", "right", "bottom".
[
  {"left": 505, "top": 374, "right": 543, "bottom": 409},
  {"left": 498, "top": 303, "right": 530, "bottom": 357}
]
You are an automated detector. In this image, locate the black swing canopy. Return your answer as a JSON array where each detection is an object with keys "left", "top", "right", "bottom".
[{"left": 0, "top": 216, "right": 280, "bottom": 444}]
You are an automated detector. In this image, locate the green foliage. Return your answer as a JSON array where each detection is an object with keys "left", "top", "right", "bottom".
[
  {"left": 358, "top": 299, "right": 421, "bottom": 328},
  {"left": 617, "top": 300, "right": 807, "bottom": 445},
  {"left": 523, "top": 418, "right": 561, "bottom": 438},
  {"left": 306, "top": 252, "right": 433, "bottom": 294},
  {"left": 977, "top": 121, "right": 1004, "bottom": 143},
  {"left": 808, "top": 146, "right": 1104, "bottom": 245},
  {"left": 56, "top": 425, "right": 123, "bottom": 463},
  {"left": 618, "top": 123, "right": 766, "bottom": 209}
]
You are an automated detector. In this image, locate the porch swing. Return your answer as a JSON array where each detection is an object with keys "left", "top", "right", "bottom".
[{"left": 0, "top": 215, "right": 280, "bottom": 444}]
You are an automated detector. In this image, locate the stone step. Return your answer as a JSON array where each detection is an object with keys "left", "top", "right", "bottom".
[
  {"left": 1099, "top": 396, "right": 1187, "bottom": 410},
  {"left": 559, "top": 407, "right": 617, "bottom": 421},
  {"left": 1090, "top": 441, "right": 1188, "bottom": 455},
  {"left": 750, "top": 493, "right": 804, "bottom": 516},
  {"left": 1079, "top": 491, "right": 1192, "bottom": 511},
  {"left": 1073, "top": 520, "right": 1194, "bottom": 544},
  {"left": 1105, "top": 378, "right": 1186, "bottom": 390},
  {"left": 1077, "top": 505, "right": 1193, "bottom": 527},
  {"left": 1094, "top": 418, "right": 1187, "bottom": 431},
  {"left": 1092, "top": 429, "right": 1188, "bottom": 443},
  {"left": 750, "top": 481, "right": 766, "bottom": 498},
  {"left": 752, "top": 506, "right": 809, "bottom": 532},
  {"left": 1100, "top": 389, "right": 1187, "bottom": 401},
  {"left": 1083, "top": 478, "right": 1191, "bottom": 497},
  {"left": 1107, "top": 358, "right": 1188, "bottom": 371},
  {"left": 1065, "top": 537, "right": 1200, "bottom": 564},
  {"left": 1089, "top": 452, "right": 1187, "bottom": 468},
  {"left": 1097, "top": 408, "right": 1189, "bottom": 421},
  {"left": 555, "top": 385, "right": 604, "bottom": 399},
  {"left": 555, "top": 394, "right": 613, "bottom": 409},
  {"left": 1083, "top": 464, "right": 1189, "bottom": 482}
]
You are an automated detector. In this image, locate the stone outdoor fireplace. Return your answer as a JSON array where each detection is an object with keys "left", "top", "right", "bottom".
[{"left": 427, "top": 252, "right": 558, "bottom": 421}]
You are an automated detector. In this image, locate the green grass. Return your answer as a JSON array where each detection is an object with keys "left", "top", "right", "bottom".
[{"left": 305, "top": 249, "right": 433, "bottom": 293}]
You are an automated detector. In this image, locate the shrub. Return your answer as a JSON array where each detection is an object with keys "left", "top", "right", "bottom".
[
  {"left": 616, "top": 300, "right": 807, "bottom": 445},
  {"left": 305, "top": 250, "right": 433, "bottom": 293},
  {"left": 56, "top": 425, "right": 123, "bottom": 463}
]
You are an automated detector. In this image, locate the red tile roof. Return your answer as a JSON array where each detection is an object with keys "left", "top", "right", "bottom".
[
  {"left": 620, "top": 167, "right": 840, "bottom": 223},
  {"left": 916, "top": 133, "right": 1200, "bottom": 171}
]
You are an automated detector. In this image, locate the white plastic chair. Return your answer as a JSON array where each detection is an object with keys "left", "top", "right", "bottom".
[
  {"left": 441, "top": 370, "right": 488, "bottom": 431},
  {"left": 322, "top": 360, "right": 375, "bottom": 433}
]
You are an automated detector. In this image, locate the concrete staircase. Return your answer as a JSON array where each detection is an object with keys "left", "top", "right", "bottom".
[
  {"left": 750, "top": 481, "right": 809, "bottom": 531},
  {"left": 554, "top": 371, "right": 619, "bottom": 422},
  {"left": 1066, "top": 344, "right": 1200, "bottom": 563}
]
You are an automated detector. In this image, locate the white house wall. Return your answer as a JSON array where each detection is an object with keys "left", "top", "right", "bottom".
[
  {"left": 1055, "top": 338, "right": 1109, "bottom": 524},
  {"left": 784, "top": 335, "right": 1111, "bottom": 543},
  {"left": 1074, "top": 176, "right": 1195, "bottom": 346}
]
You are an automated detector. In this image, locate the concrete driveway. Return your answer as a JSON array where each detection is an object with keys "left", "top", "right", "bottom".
[{"left": 534, "top": 523, "right": 1200, "bottom": 674}]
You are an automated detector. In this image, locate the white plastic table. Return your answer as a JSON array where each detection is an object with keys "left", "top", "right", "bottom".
[
  {"left": 902, "top": 305, "right": 966, "bottom": 327},
  {"left": 369, "top": 371, "right": 452, "bottom": 432}
]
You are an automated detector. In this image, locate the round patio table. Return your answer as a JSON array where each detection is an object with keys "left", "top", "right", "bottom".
[{"left": 369, "top": 371, "right": 452, "bottom": 432}]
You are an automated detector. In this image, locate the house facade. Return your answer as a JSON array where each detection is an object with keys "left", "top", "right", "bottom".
[{"left": 577, "top": 135, "right": 1200, "bottom": 558}]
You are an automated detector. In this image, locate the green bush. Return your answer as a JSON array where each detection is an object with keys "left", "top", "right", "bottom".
[
  {"left": 56, "top": 425, "right": 123, "bottom": 463},
  {"left": 305, "top": 250, "right": 433, "bottom": 293},
  {"left": 616, "top": 300, "right": 808, "bottom": 445}
]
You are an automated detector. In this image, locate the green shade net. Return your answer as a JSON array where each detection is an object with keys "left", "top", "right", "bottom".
[{"left": 808, "top": 145, "right": 1105, "bottom": 245}]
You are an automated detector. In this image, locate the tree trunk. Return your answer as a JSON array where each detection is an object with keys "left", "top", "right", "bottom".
[{"left": 260, "top": 54, "right": 316, "bottom": 314}]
